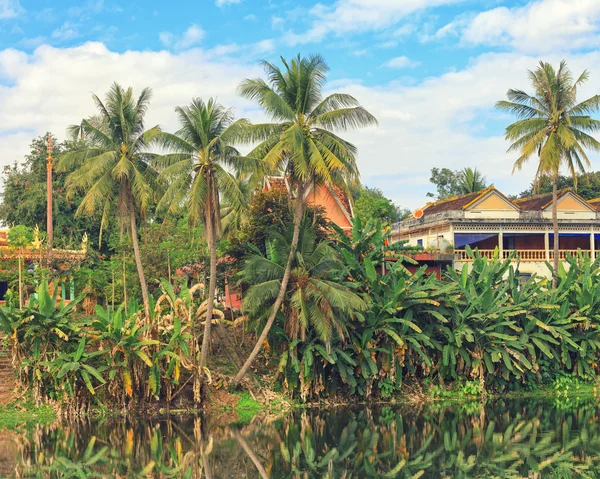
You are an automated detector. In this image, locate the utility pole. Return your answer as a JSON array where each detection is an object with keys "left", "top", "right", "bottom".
[{"left": 46, "top": 134, "right": 53, "bottom": 249}]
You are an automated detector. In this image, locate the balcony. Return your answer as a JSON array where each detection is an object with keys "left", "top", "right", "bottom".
[{"left": 454, "top": 249, "right": 594, "bottom": 262}]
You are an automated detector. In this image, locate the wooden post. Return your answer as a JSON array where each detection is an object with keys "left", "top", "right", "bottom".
[
  {"left": 591, "top": 227, "right": 596, "bottom": 261},
  {"left": 544, "top": 230, "right": 550, "bottom": 261},
  {"left": 498, "top": 229, "right": 504, "bottom": 259},
  {"left": 46, "top": 135, "right": 53, "bottom": 249}
]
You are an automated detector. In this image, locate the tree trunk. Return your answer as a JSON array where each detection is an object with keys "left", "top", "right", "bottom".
[
  {"left": 129, "top": 197, "right": 150, "bottom": 319},
  {"left": 18, "top": 255, "right": 22, "bottom": 309},
  {"left": 552, "top": 176, "right": 559, "bottom": 289},
  {"left": 232, "top": 182, "right": 307, "bottom": 387},
  {"left": 199, "top": 203, "right": 218, "bottom": 373}
]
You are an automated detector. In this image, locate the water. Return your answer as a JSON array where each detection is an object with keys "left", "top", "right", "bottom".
[{"left": 3, "top": 396, "right": 600, "bottom": 478}]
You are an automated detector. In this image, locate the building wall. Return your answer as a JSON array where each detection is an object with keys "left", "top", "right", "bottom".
[
  {"left": 400, "top": 225, "right": 454, "bottom": 250},
  {"left": 306, "top": 185, "right": 352, "bottom": 229},
  {"left": 465, "top": 194, "right": 520, "bottom": 219}
]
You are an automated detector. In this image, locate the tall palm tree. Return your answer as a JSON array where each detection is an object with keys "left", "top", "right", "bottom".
[
  {"left": 232, "top": 54, "right": 377, "bottom": 386},
  {"left": 457, "top": 167, "right": 487, "bottom": 194},
  {"left": 154, "top": 98, "right": 249, "bottom": 373},
  {"left": 496, "top": 61, "right": 600, "bottom": 284},
  {"left": 60, "top": 83, "right": 160, "bottom": 318}
]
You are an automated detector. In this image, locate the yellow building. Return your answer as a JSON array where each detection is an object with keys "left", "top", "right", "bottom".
[{"left": 393, "top": 187, "right": 600, "bottom": 279}]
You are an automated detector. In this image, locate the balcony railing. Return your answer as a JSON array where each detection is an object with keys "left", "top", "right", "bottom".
[{"left": 455, "top": 249, "right": 594, "bottom": 262}]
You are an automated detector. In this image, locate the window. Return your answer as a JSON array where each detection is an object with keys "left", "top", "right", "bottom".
[{"left": 417, "top": 239, "right": 423, "bottom": 246}]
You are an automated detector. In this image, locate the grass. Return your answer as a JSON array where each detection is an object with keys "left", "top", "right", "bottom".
[
  {"left": 0, "top": 401, "right": 56, "bottom": 430},
  {"left": 234, "top": 392, "right": 262, "bottom": 424}
]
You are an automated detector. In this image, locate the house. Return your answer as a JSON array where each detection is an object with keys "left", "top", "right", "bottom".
[
  {"left": 263, "top": 176, "right": 354, "bottom": 231},
  {"left": 392, "top": 187, "right": 600, "bottom": 279}
]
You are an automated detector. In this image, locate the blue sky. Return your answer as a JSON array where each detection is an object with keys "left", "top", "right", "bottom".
[{"left": 1, "top": 0, "right": 600, "bottom": 208}]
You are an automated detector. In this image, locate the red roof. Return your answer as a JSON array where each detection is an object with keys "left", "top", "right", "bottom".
[
  {"left": 513, "top": 188, "right": 578, "bottom": 211},
  {"left": 588, "top": 198, "right": 600, "bottom": 211}
]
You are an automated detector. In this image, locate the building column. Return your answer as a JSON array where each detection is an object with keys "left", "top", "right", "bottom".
[
  {"left": 498, "top": 230, "right": 504, "bottom": 259},
  {"left": 591, "top": 227, "right": 596, "bottom": 260},
  {"left": 544, "top": 230, "right": 550, "bottom": 261}
]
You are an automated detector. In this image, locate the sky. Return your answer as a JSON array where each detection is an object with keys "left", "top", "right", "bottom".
[{"left": 2, "top": 0, "right": 600, "bottom": 209}]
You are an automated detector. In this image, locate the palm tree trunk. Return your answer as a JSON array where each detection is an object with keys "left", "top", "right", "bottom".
[
  {"left": 129, "top": 197, "right": 150, "bottom": 319},
  {"left": 552, "top": 176, "right": 559, "bottom": 289},
  {"left": 199, "top": 198, "right": 218, "bottom": 374},
  {"left": 232, "top": 181, "right": 307, "bottom": 387}
]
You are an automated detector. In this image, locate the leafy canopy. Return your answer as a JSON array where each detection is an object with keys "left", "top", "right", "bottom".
[
  {"left": 59, "top": 82, "right": 161, "bottom": 243},
  {"left": 238, "top": 54, "right": 377, "bottom": 191},
  {"left": 496, "top": 60, "right": 600, "bottom": 187}
]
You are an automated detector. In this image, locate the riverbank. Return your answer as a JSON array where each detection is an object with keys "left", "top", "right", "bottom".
[{"left": 2, "top": 373, "right": 598, "bottom": 433}]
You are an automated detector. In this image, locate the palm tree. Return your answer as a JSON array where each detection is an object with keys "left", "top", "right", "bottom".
[
  {"left": 154, "top": 98, "right": 249, "bottom": 373},
  {"left": 457, "top": 167, "right": 487, "bottom": 194},
  {"left": 496, "top": 61, "right": 600, "bottom": 284},
  {"left": 60, "top": 83, "right": 160, "bottom": 318},
  {"left": 241, "top": 220, "right": 365, "bottom": 345},
  {"left": 232, "top": 54, "right": 377, "bottom": 386}
]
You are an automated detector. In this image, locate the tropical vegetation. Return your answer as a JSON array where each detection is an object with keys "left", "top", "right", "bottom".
[{"left": 2, "top": 56, "right": 600, "bottom": 418}]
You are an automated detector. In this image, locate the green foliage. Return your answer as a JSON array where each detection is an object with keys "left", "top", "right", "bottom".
[
  {"left": 516, "top": 171, "right": 600, "bottom": 199},
  {"left": 226, "top": 189, "right": 330, "bottom": 260},
  {"left": 427, "top": 166, "right": 488, "bottom": 200},
  {"left": 7, "top": 224, "right": 33, "bottom": 249},
  {"left": 352, "top": 186, "right": 409, "bottom": 225},
  {"left": 257, "top": 217, "right": 600, "bottom": 401},
  {"left": 0, "top": 134, "right": 105, "bottom": 250},
  {"left": 1, "top": 278, "right": 204, "bottom": 409}
]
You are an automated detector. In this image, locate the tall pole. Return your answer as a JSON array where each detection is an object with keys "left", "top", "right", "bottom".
[{"left": 46, "top": 134, "right": 53, "bottom": 249}]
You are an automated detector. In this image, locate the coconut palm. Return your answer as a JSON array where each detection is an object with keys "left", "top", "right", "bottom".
[
  {"left": 154, "top": 98, "right": 251, "bottom": 373},
  {"left": 457, "top": 167, "right": 487, "bottom": 194},
  {"left": 241, "top": 219, "right": 365, "bottom": 345},
  {"left": 60, "top": 83, "right": 160, "bottom": 318},
  {"left": 232, "top": 54, "right": 377, "bottom": 385},
  {"left": 496, "top": 61, "right": 600, "bottom": 284}
]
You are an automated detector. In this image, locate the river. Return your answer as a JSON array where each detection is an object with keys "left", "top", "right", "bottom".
[{"left": 1, "top": 396, "right": 599, "bottom": 478}]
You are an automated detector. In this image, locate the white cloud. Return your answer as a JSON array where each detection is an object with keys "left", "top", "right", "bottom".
[
  {"left": 351, "top": 49, "right": 368, "bottom": 56},
  {"left": 1, "top": 43, "right": 600, "bottom": 211},
  {"left": 284, "top": 0, "right": 462, "bottom": 45},
  {"left": 244, "top": 14, "right": 256, "bottom": 21},
  {"left": 271, "top": 16, "right": 284, "bottom": 30},
  {"left": 333, "top": 51, "right": 600, "bottom": 208},
  {"left": 216, "top": 0, "right": 241, "bottom": 6},
  {"left": 449, "top": 0, "right": 600, "bottom": 52},
  {"left": 383, "top": 55, "right": 420, "bottom": 68},
  {"left": 0, "top": 0, "right": 22, "bottom": 18},
  {"left": 52, "top": 22, "right": 81, "bottom": 41},
  {"left": 159, "top": 24, "right": 205, "bottom": 50}
]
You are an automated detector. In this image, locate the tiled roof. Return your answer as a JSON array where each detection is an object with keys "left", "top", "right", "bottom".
[
  {"left": 421, "top": 187, "right": 496, "bottom": 215},
  {"left": 330, "top": 184, "right": 352, "bottom": 215},
  {"left": 588, "top": 198, "right": 600, "bottom": 211},
  {"left": 513, "top": 188, "right": 572, "bottom": 211}
]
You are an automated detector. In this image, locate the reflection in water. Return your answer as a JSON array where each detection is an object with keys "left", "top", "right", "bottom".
[{"left": 4, "top": 397, "right": 600, "bottom": 478}]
